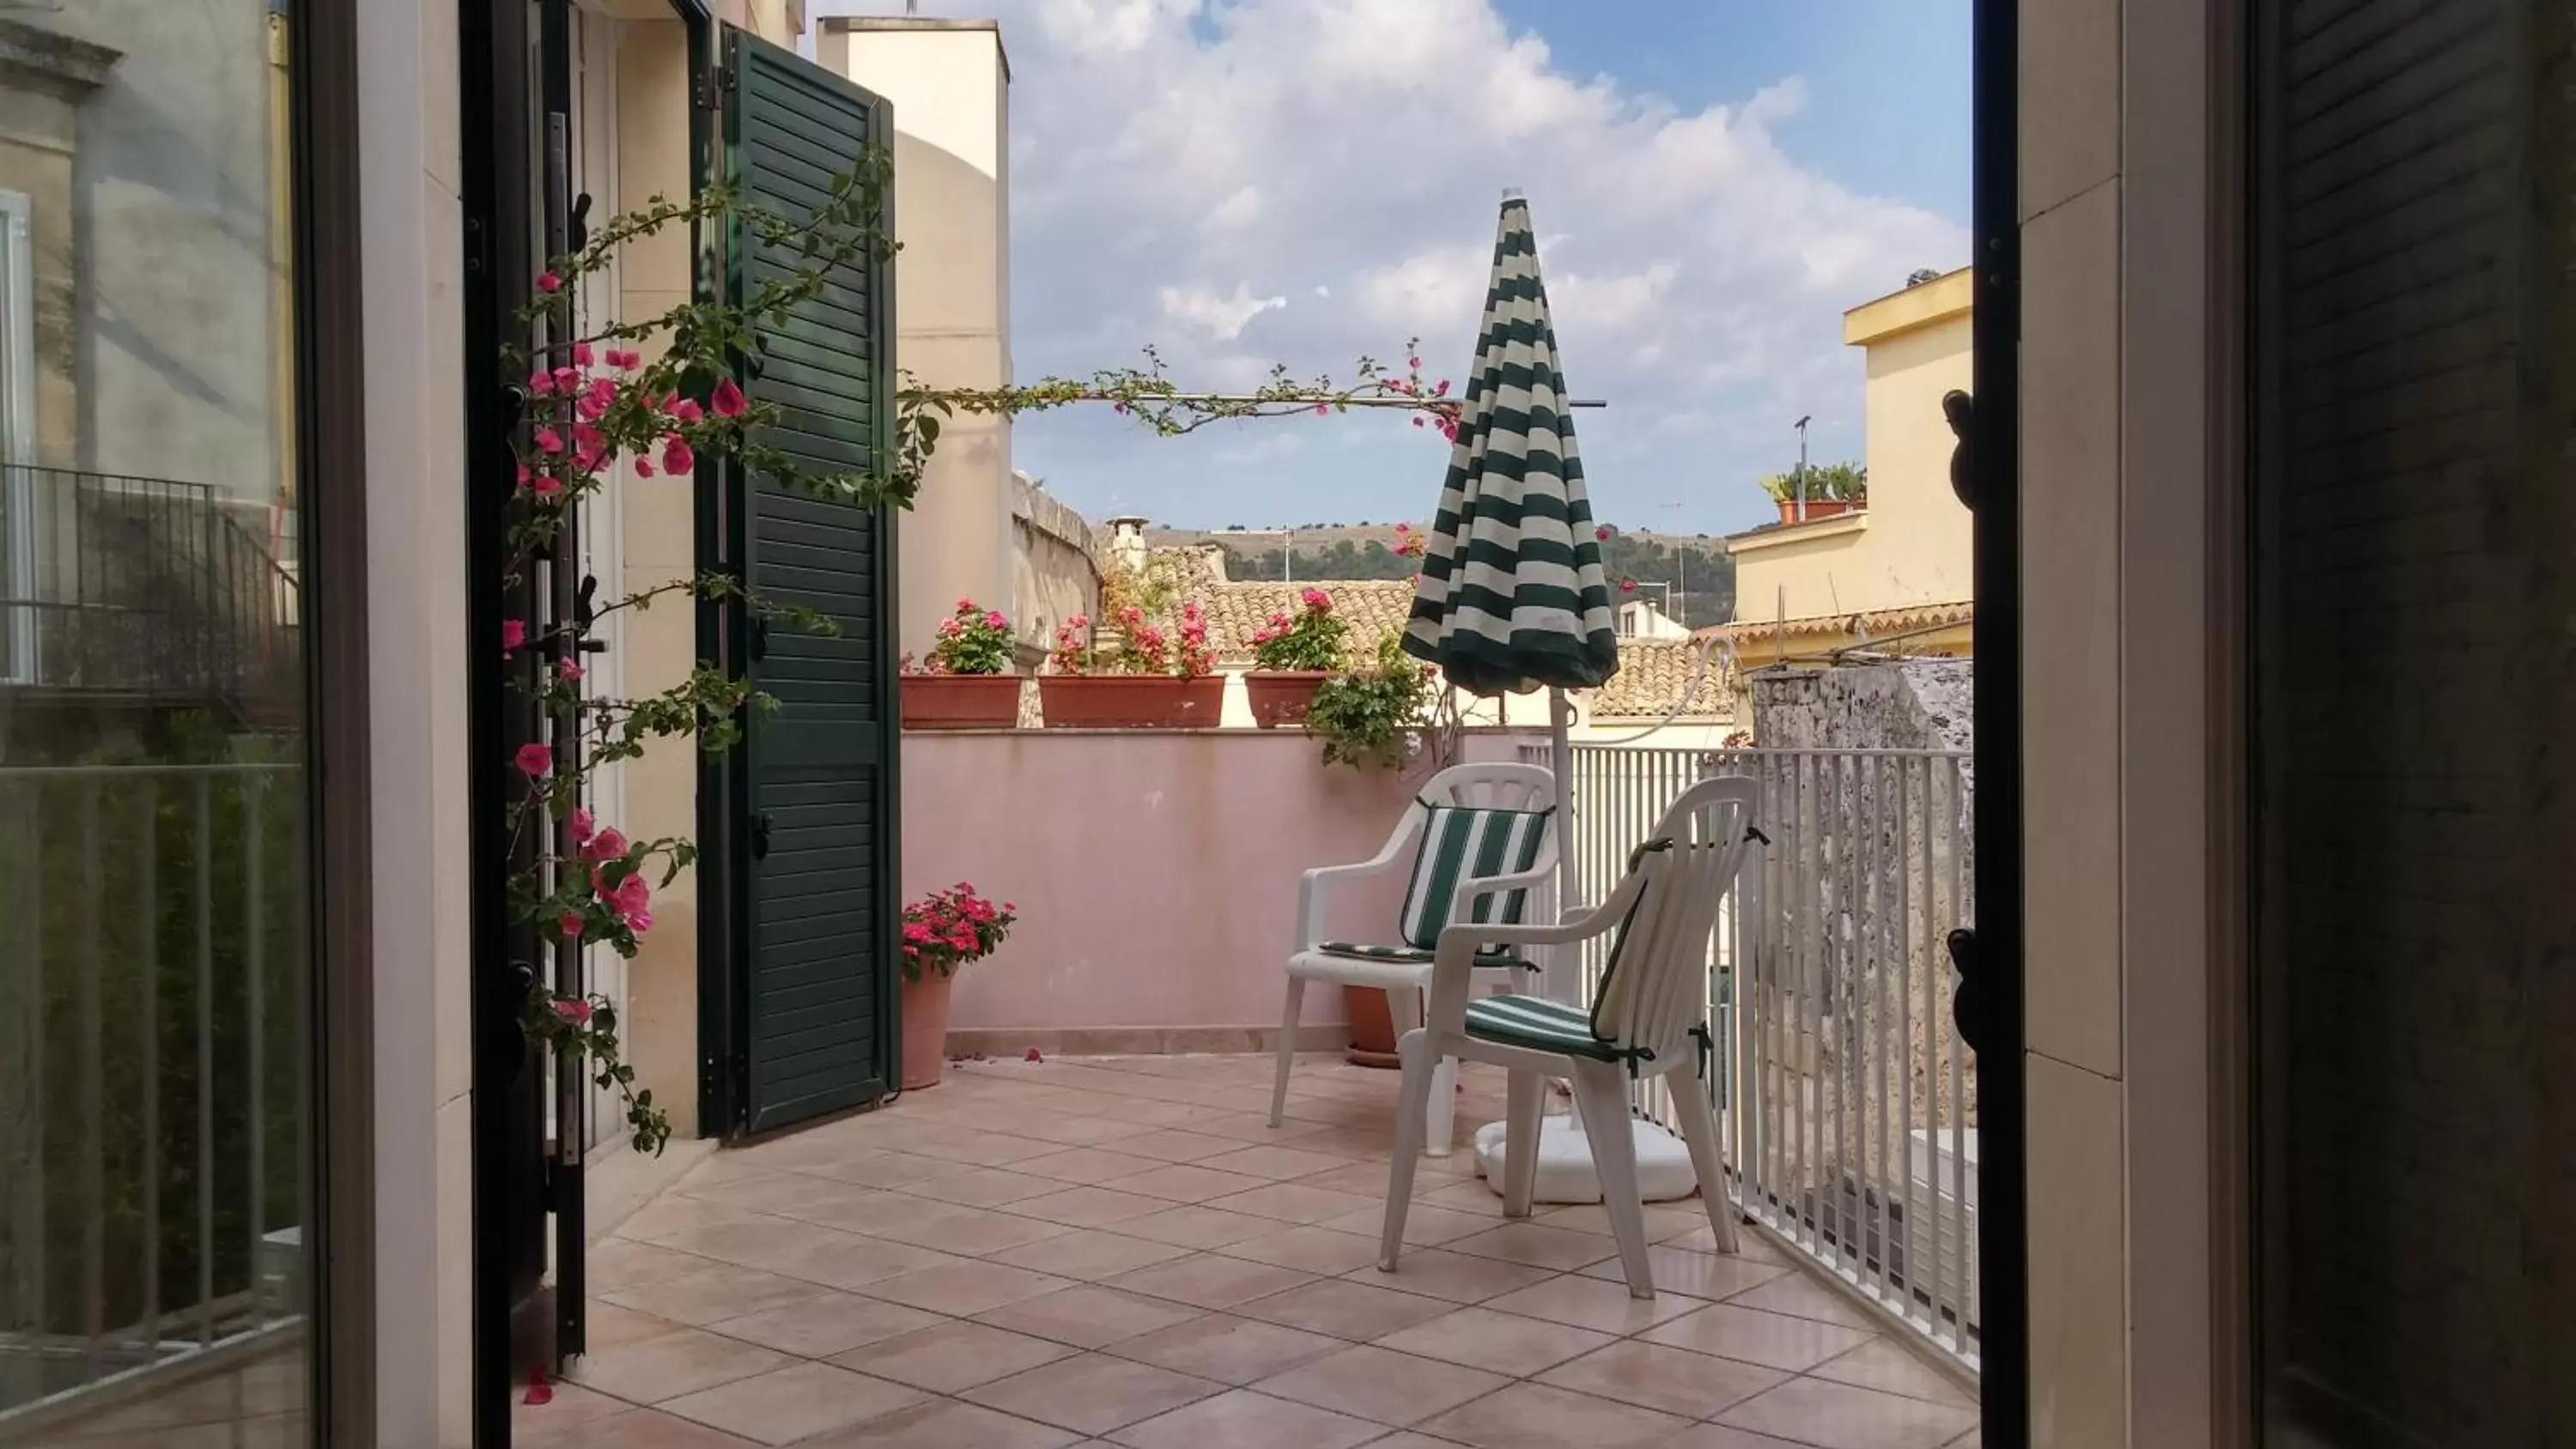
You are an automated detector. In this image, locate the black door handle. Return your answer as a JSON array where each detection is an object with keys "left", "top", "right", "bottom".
[
  {"left": 750, "top": 617, "right": 769, "bottom": 661},
  {"left": 750, "top": 813, "right": 773, "bottom": 860},
  {"left": 1945, "top": 926, "right": 1986, "bottom": 1053},
  {"left": 1942, "top": 390, "right": 1975, "bottom": 512}
]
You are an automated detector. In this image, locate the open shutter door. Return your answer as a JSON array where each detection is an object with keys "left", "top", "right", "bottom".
[{"left": 724, "top": 31, "right": 899, "bottom": 1134}]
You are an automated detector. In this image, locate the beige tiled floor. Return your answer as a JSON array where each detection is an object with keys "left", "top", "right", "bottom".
[{"left": 519, "top": 1054, "right": 1980, "bottom": 1449}]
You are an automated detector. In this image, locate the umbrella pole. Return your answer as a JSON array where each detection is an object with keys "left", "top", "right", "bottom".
[{"left": 1548, "top": 688, "right": 1583, "bottom": 1134}]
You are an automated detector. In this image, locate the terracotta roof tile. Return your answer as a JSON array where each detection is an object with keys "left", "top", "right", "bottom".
[
  {"left": 1189, "top": 579, "right": 1419, "bottom": 664},
  {"left": 1703, "top": 600, "right": 1975, "bottom": 646},
  {"left": 1590, "top": 639, "right": 1734, "bottom": 720}
]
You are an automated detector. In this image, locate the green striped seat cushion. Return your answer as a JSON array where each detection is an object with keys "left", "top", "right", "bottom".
[
  {"left": 1315, "top": 941, "right": 1531, "bottom": 970},
  {"left": 1463, "top": 994, "right": 1624, "bottom": 1060},
  {"left": 1399, "top": 804, "right": 1552, "bottom": 950}
]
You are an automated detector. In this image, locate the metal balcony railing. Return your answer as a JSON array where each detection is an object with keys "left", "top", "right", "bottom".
[
  {"left": 0, "top": 763, "right": 307, "bottom": 1428},
  {"left": 1542, "top": 743, "right": 1981, "bottom": 1373},
  {"left": 0, "top": 467, "right": 300, "bottom": 723}
]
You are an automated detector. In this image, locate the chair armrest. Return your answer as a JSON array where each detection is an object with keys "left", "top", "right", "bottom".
[
  {"left": 1295, "top": 806, "right": 1425, "bottom": 950},
  {"left": 1421, "top": 871, "right": 1649, "bottom": 1030}
]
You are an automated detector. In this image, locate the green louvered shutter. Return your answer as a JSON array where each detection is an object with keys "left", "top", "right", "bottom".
[{"left": 723, "top": 31, "right": 899, "bottom": 1134}]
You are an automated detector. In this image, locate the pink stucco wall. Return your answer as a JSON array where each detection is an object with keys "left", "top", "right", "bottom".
[{"left": 902, "top": 729, "right": 1540, "bottom": 1035}]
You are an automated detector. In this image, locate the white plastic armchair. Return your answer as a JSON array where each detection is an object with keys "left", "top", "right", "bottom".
[
  {"left": 1270, "top": 762, "right": 1559, "bottom": 1156},
  {"left": 1379, "top": 775, "right": 1759, "bottom": 1298}
]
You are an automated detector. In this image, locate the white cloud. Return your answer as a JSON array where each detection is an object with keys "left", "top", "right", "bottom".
[
  {"left": 1157, "top": 281, "right": 1289, "bottom": 340},
  {"left": 818, "top": 0, "right": 1965, "bottom": 531}
]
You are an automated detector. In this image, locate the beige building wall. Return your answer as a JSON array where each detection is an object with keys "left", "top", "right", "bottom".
[
  {"left": 2018, "top": 0, "right": 2231, "bottom": 1443},
  {"left": 823, "top": 18, "right": 1017, "bottom": 660}
]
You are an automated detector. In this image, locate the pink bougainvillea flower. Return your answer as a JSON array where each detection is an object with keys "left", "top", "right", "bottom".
[
  {"left": 1619, "top": 578, "right": 1638, "bottom": 593},
  {"left": 534, "top": 425, "right": 563, "bottom": 454},
  {"left": 1412, "top": 415, "right": 1425, "bottom": 427},
  {"left": 633, "top": 457, "right": 654, "bottom": 478},
  {"left": 571, "top": 423, "right": 607, "bottom": 472},
  {"left": 667, "top": 397, "right": 703, "bottom": 423},
  {"left": 516, "top": 460, "right": 533, "bottom": 490},
  {"left": 514, "top": 743, "right": 553, "bottom": 778},
  {"left": 1409, "top": 355, "right": 1423, "bottom": 369},
  {"left": 532, "top": 475, "right": 563, "bottom": 499},
  {"left": 557, "top": 912, "right": 585, "bottom": 940},
  {"left": 551, "top": 997, "right": 592, "bottom": 1025},
  {"left": 711, "top": 377, "right": 747, "bottom": 418},
  {"left": 611, "top": 872, "right": 651, "bottom": 919},
  {"left": 570, "top": 806, "right": 596, "bottom": 844},
  {"left": 501, "top": 618, "right": 526, "bottom": 652},
  {"left": 1301, "top": 587, "right": 1331, "bottom": 612},
  {"left": 559, "top": 659, "right": 584, "bottom": 683},
  {"left": 528, "top": 368, "right": 555, "bottom": 397},
  {"left": 1596, "top": 524, "right": 1613, "bottom": 541},
  {"left": 571, "top": 341, "right": 594, "bottom": 367},
  {"left": 1436, "top": 379, "right": 1450, "bottom": 396},
  {"left": 660, "top": 437, "right": 694, "bottom": 476},
  {"left": 627, "top": 906, "right": 653, "bottom": 934},
  {"left": 902, "top": 921, "right": 933, "bottom": 943},
  {"left": 582, "top": 827, "right": 629, "bottom": 863},
  {"left": 577, "top": 377, "right": 617, "bottom": 421},
  {"left": 537, "top": 270, "right": 562, "bottom": 293},
  {"left": 1313, "top": 403, "right": 1330, "bottom": 415},
  {"left": 954, "top": 597, "right": 975, "bottom": 613},
  {"left": 984, "top": 609, "right": 1005, "bottom": 629},
  {"left": 552, "top": 367, "right": 580, "bottom": 395}
]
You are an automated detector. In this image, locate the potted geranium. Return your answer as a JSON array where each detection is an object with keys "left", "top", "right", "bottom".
[
  {"left": 900, "top": 882, "right": 1018, "bottom": 1089},
  {"left": 1245, "top": 586, "right": 1348, "bottom": 728},
  {"left": 1037, "top": 602, "right": 1224, "bottom": 727},
  {"left": 901, "top": 598, "right": 1022, "bottom": 730}
]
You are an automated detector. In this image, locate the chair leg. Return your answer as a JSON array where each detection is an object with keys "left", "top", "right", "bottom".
[
  {"left": 1502, "top": 1068, "right": 1544, "bottom": 1218},
  {"left": 1269, "top": 975, "right": 1306, "bottom": 1128},
  {"left": 1570, "top": 1061, "right": 1655, "bottom": 1299},
  {"left": 1425, "top": 1052, "right": 1459, "bottom": 1158},
  {"left": 1668, "top": 1064, "right": 1741, "bottom": 1256},
  {"left": 1380, "top": 1028, "right": 1437, "bottom": 1272}
]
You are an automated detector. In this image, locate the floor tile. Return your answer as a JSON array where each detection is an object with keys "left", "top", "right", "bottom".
[
  {"left": 1015, "top": 1148, "right": 1172, "bottom": 1185},
  {"left": 989, "top": 1228, "right": 1198, "bottom": 1281},
  {"left": 508, "top": 1406, "right": 766, "bottom": 1447},
  {"left": 1325, "top": 1203, "right": 1503, "bottom": 1249},
  {"left": 1102, "top": 1253, "right": 1316, "bottom": 1310},
  {"left": 1184, "top": 1111, "right": 1333, "bottom": 1144},
  {"left": 752, "top": 1234, "right": 963, "bottom": 1291},
  {"left": 1217, "top": 1225, "right": 1383, "bottom": 1276},
  {"left": 1441, "top": 1222, "right": 1620, "bottom": 1271},
  {"left": 861, "top": 1205, "right": 1073, "bottom": 1256},
  {"left": 563, "top": 1325, "right": 792, "bottom": 1405},
  {"left": 835, "top": 1319, "right": 1077, "bottom": 1394},
  {"left": 1414, "top": 1180, "right": 1519, "bottom": 1217},
  {"left": 1726, "top": 1270, "right": 1882, "bottom": 1328},
  {"left": 1114, "top": 1162, "right": 1278, "bottom": 1203},
  {"left": 860, "top": 1259, "right": 1076, "bottom": 1316},
  {"left": 585, "top": 1301, "right": 696, "bottom": 1349},
  {"left": 587, "top": 1239, "right": 725, "bottom": 1292},
  {"left": 1638, "top": 1303, "right": 1877, "bottom": 1373},
  {"left": 975, "top": 1285, "right": 1206, "bottom": 1349},
  {"left": 1714, "top": 1376, "right": 1980, "bottom": 1449},
  {"left": 599, "top": 1266, "right": 831, "bottom": 1328},
  {"left": 1107, "top": 1204, "right": 1283, "bottom": 1250},
  {"left": 1573, "top": 1245, "right": 1791, "bottom": 1300},
  {"left": 1104, "top": 1387, "right": 1382, "bottom": 1449},
  {"left": 704, "top": 1291, "right": 945, "bottom": 1358},
  {"left": 658, "top": 1361, "right": 927, "bottom": 1446},
  {"left": 798, "top": 1150, "right": 961, "bottom": 1190},
  {"left": 1472, "top": 1268, "right": 1709, "bottom": 1337},
  {"left": 1529, "top": 1201, "right": 1713, "bottom": 1242},
  {"left": 1659, "top": 1427, "right": 1821, "bottom": 1449},
  {"left": 1536, "top": 1339, "right": 1788, "bottom": 1420},
  {"left": 896, "top": 1167, "right": 1072, "bottom": 1209},
  {"left": 643, "top": 1214, "right": 860, "bottom": 1270},
  {"left": 963, "top": 1353, "right": 1227, "bottom": 1437},
  {"left": 1104, "top": 1129, "right": 1245, "bottom": 1163},
  {"left": 1107, "top": 1313, "right": 1346, "bottom": 1385},
  {"left": 1807, "top": 1338, "right": 1979, "bottom": 1407},
  {"left": 1233, "top": 1277, "right": 1458, "bottom": 1340},
  {"left": 1415, "top": 1380, "right": 1692, "bottom": 1449},
  {"left": 688, "top": 1172, "right": 900, "bottom": 1220},
  {"left": 902, "top": 1131, "right": 1068, "bottom": 1167},
  {"left": 1190, "top": 1144, "right": 1356, "bottom": 1181},
  {"left": 1004, "top": 1115, "right": 1153, "bottom": 1148},
  {"left": 1009, "top": 1186, "right": 1177, "bottom": 1228},
  {"left": 1355, "top": 1248, "right": 1558, "bottom": 1304},
  {"left": 1249, "top": 1343, "right": 1509, "bottom": 1428},
  {"left": 1203, "top": 1182, "right": 1386, "bottom": 1225},
  {"left": 616, "top": 1194, "right": 774, "bottom": 1245},
  {"left": 513, "top": 1381, "right": 634, "bottom": 1441},
  {"left": 1371, "top": 1306, "right": 1614, "bottom": 1377},
  {"left": 798, "top": 1399, "right": 1079, "bottom": 1449}
]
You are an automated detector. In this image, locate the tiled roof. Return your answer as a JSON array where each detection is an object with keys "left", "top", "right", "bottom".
[
  {"left": 1590, "top": 639, "right": 1734, "bottom": 720},
  {"left": 1703, "top": 600, "right": 1975, "bottom": 646},
  {"left": 1190, "top": 579, "right": 1419, "bottom": 664}
]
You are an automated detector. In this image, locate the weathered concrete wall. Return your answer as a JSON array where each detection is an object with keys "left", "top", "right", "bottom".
[
  {"left": 1747, "top": 657, "right": 1972, "bottom": 756},
  {"left": 1008, "top": 474, "right": 1100, "bottom": 668}
]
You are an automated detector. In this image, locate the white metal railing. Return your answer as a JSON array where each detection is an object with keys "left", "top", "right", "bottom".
[
  {"left": 1541, "top": 743, "right": 1980, "bottom": 1372},
  {"left": 0, "top": 764, "right": 308, "bottom": 1427}
]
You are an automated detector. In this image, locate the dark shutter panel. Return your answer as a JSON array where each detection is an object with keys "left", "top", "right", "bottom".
[{"left": 725, "top": 31, "right": 899, "bottom": 1134}]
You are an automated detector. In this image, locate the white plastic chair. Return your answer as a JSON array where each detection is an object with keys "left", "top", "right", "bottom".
[
  {"left": 1379, "top": 775, "right": 1758, "bottom": 1297},
  {"left": 1271, "top": 761, "right": 1559, "bottom": 1157}
]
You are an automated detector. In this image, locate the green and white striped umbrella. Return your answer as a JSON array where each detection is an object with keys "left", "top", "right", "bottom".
[{"left": 1402, "top": 195, "right": 1619, "bottom": 698}]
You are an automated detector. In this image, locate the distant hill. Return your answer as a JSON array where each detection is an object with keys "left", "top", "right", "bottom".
[{"left": 1149, "top": 523, "right": 1738, "bottom": 627}]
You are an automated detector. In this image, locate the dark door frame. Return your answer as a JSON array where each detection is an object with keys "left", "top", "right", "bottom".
[{"left": 1967, "top": 0, "right": 2027, "bottom": 1441}]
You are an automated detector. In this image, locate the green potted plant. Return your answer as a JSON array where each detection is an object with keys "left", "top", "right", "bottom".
[
  {"left": 1038, "top": 602, "right": 1223, "bottom": 727},
  {"left": 1245, "top": 586, "right": 1350, "bottom": 728},
  {"left": 900, "top": 882, "right": 1018, "bottom": 1089},
  {"left": 1304, "top": 627, "right": 1439, "bottom": 770},
  {"left": 901, "top": 597, "right": 1022, "bottom": 731}
]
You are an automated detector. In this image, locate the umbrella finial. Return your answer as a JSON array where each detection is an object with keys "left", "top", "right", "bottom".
[{"left": 1500, "top": 185, "right": 1525, "bottom": 203}]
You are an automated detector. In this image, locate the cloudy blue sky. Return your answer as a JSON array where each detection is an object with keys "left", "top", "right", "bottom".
[{"left": 812, "top": 0, "right": 1970, "bottom": 536}]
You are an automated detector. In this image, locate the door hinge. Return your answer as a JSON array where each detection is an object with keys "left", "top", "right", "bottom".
[{"left": 696, "top": 65, "right": 736, "bottom": 111}]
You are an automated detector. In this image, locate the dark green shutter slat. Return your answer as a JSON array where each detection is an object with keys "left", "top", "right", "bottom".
[{"left": 726, "top": 30, "right": 901, "bottom": 1135}]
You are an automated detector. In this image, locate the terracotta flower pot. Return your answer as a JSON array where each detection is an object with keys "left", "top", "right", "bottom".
[
  {"left": 1775, "top": 499, "right": 1799, "bottom": 524},
  {"left": 901, "top": 970, "right": 956, "bottom": 1091},
  {"left": 902, "top": 673, "right": 1022, "bottom": 731},
  {"left": 1037, "top": 675, "right": 1224, "bottom": 728},
  {"left": 1798, "top": 499, "right": 1855, "bottom": 521},
  {"left": 1344, "top": 985, "right": 1400, "bottom": 1069},
  {"left": 1245, "top": 670, "right": 1331, "bottom": 729}
]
